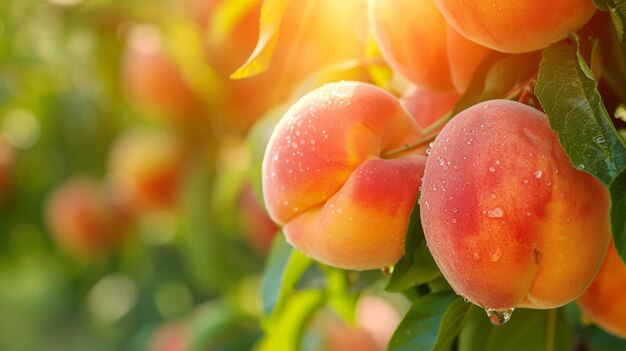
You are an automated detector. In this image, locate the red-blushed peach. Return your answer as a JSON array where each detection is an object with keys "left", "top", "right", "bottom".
[
  {"left": 445, "top": 24, "right": 491, "bottom": 93},
  {"left": 45, "top": 177, "right": 126, "bottom": 260},
  {"left": 434, "top": 0, "right": 596, "bottom": 53},
  {"left": 578, "top": 241, "right": 626, "bottom": 339},
  {"left": 370, "top": 0, "right": 453, "bottom": 91},
  {"left": 400, "top": 85, "right": 460, "bottom": 132},
  {"left": 148, "top": 321, "right": 188, "bottom": 351},
  {"left": 107, "top": 128, "right": 186, "bottom": 215},
  {"left": 262, "top": 81, "right": 426, "bottom": 270},
  {"left": 420, "top": 99, "right": 610, "bottom": 310},
  {"left": 122, "top": 25, "right": 201, "bottom": 123}
]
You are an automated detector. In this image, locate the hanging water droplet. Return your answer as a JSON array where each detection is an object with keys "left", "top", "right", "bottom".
[
  {"left": 463, "top": 297, "right": 470, "bottom": 303},
  {"left": 485, "top": 308, "right": 515, "bottom": 326}
]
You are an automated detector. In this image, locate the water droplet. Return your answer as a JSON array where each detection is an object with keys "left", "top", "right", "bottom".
[
  {"left": 489, "top": 166, "right": 496, "bottom": 173},
  {"left": 485, "top": 308, "right": 514, "bottom": 326},
  {"left": 487, "top": 207, "right": 504, "bottom": 218},
  {"left": 533, "top": 248, "right": 542, "bottom": 265},
  {"left": 495, "top": 160, "right": 501, "bottom": 165},
  {"left": 464, "top": 297, "right": 470, "bottom": 303},
  {"left": 523, "top": 179, "right": 529, "bottom": 184},
  {"left": 534, "top": 170, "right": 543, "bottom": 179},
  {"left": 472, "top": 252, "right": 480, "bottom": 261},
  {"left": 490, "top": 248, "right": 502, "bottom": 262}
]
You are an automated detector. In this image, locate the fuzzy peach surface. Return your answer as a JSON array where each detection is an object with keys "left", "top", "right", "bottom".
[
  {"left": 578, "top": 241, "right": 626, "bottom": 339},
  {"left": 420, "top": 99, "right": 610, "bottom": 310},
  {"left": 262, "top": 81, "right": 426, "bottom": 270},
  {"left": 435, "top": 0, "right": 596, "bottom": 53},
  {"left": 370, "top": 0, "right": 453, "bottom": 91}
]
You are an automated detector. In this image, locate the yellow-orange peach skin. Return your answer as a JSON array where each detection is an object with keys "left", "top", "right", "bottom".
[
  {"left": 262, "top": 81, "right": 426, "bottom": 270},
  {"left": 435, "top": 0, "right": 596, "bottom": 53},
  {"left": 370, "top": 0, "right": 453, "bottom": 91},
  {"left": 578, "top": 241, "right": 626, "bottom": 339},
  {"left": 420, "top": 100, "right": 610, "bottom": 310}
]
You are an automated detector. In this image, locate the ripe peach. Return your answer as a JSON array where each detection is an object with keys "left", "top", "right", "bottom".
[
  {"left": 400, "top": 85, "right": 460, "bottom": 132},
  {"left": 434, "top": 0, "right": 596, "bottom": 53},
  {"left": 263, "top": 81, "right": 426, "bottom": 270},
  {"left": 45, "top": 177, "right": 125, "bottom": 260},
  {"left": 122, "top": 25, "right": 201, "bottom": 123},
  {"left": 421, "top": 100, "right": 610, "bottom": 310},
  {"left": 148, "top": 321, "right": 188, "bottom": 351},
  {"left": 578, "top": 241, "right": 626, "bottom": 339},
  {"left": 445, "top": 24, "right": 491, "bottom": 93},
  {"left": 107, "top": 128, "right": 186, "bottom": 215},
  {"left": 370, "top": 0, "right": 453, "bottom": 91}
]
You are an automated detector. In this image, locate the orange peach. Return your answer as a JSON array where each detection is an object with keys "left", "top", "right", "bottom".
[
  {"left": 122, "top": 25, "right": 201, "bottom": 123},
  {"left": 45, "top": 177, "right": 125, "bottom": 260},
  {"left": 370, "top": 0, "right": 453, "bottom": 91},
  {"left": 434, "top": 0, "right": 596, "bottom": 53},
  {"left": 445, "top": 24, "right": 491, "bottom": 93},
  {"left": 421, "top": 100, "right": 610, "bottom": 310},
  {"left": 263, "top": 81, "right": 426, "bottom": 270},
  {"left": 107, "top": 128, "right": 186, "bottom": 215},
  {"left": 578, "top": 241, "right": 626, "bottom": 339}
]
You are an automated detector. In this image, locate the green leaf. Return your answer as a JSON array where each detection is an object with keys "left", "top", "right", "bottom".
[
  {"left": 255, "top": 289, "right": 326, "bottom": 351},
  {"left": 388, "top": 292, "right": 466, "bottom": 351},
  {"left": 260, "top": 234, "right": 313, "bottom": 319},
  {"left": 386, "top": 244, "right": 440, "bottom": 293},
  {"left": 459, "top": 308, "right": 572, "bottom": 351},
  {"left": 230, "top": 0, "right": 291, "bottom": 79},
  {"left": 611, "top": 171, "right": 626, "bottom": 258},
  {"left": 454, "top": 51, "right": 541, "bottom": 116},
  {"left": 386, "top": 195, "right": 441, "bottom": 292},
  {"left": 536, "top": 36, "right": 626, "bottom": 186},
  {"left": 594, "top": 0, "right": 626, "bottom": 41}
]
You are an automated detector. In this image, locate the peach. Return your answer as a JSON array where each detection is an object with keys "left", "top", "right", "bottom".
[
  {"left": 445, "top": 24, "right": 491, "bottom": 93},
  {"left": 122, "top": 25, "right": 201, "bottom": 123},
  {"left": 578, "top": 241, "right": 626, "bottom": 339},
  {"left": 107, "top": 128, "right": 186, "bottom": 215},
  {"left": 400, "top": 85, "right": 460, "bottom": 132},
  {"left": 434, "top": 0, "right": 596, "bottom": 53},
  {"left": 148, "top": 321, "right": 188, "bottom": 351},
  {"left": 420, "top": 100, "right": 610, "bottom": 310},
  {"left": 45, "top": 177, "right": 125, "bottom": 260},
  {"left": 262, "top": 81, "right": 426, "bottom": 270},
  {"left": 370, "top": 0, "right": 453, "bottom": 91}
]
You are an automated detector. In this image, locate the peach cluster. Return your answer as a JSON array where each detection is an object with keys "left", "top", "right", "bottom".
[
  {"left": 262, "top": 81, "right": 426, "bottom": 270},
  {"left": 420, "top": 100, "right": 610, "bottom": 310}
]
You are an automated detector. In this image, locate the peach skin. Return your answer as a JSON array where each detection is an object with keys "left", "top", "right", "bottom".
[
  {"left": 400, "top": 85, "right": 460, "bottom": 132},
  {"left": 420, "top": 100, "right": 610, "bottom": 311},
  {"left": 369, "top": 0, "right": 453, "bottom": 91},
  {"left": 578, "top": 241, "right": 626, "bottom": 339},
  {"left": 262, "top": 81, "right": 426, "bottom": 270},
  {"left": 445, "top": 24, "right": 491, "bottom": 94},
  {"left": 435, "top": 0, "right": 596, "bottom": 53},
  {"left": 45, "top": 177, "right": 125, "bottom": 260}
]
